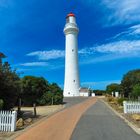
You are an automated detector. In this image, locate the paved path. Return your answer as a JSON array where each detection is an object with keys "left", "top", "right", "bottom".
[
  {"left": 15, "top": 97, "right": 97, "bottom": 140},
  {"left": 63, "top": 97, "right": 89, "bottom": 108},
  {"left": 71, "top": 100, "right": 140, "bottom": 140}
]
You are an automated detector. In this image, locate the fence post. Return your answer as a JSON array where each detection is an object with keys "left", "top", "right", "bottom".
[
  {"left": 11, "top": 111, "right": 17, "bottom": 132},
  {"left": 123, "top": 101, "right": 127, "bottom": 114}
]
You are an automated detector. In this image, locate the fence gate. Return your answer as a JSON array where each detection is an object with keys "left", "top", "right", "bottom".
[
  {"left": 0, "top": 111, "right": 17, "bottom": 132},
  {"left": 123, "top": 101, "right": 140, "bottom": 114}
]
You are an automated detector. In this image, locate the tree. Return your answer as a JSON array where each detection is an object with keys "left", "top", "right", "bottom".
[
  {"left": 121, "top": 69, "right": 140, "bottom": 97},
  {"left": 0, "top": 61, "right": 20, "bottom": 109},
  {"left": 106, "top": 83, "right": 120, "bottom": 94},
  {"left": 131, "top": 84, "right": 140, "bottom": 99},
  {"left": 20, "top": 76, "right": 49, "bottom": 106},
  {"left": 93, "top": 90, "right": 106, "bottom": 96},
  {"left": 39, "top": 83, "right": 63, "bottom": 105},
  {"left": 49, "top": 83, "right": 63, "bottom": 104}
]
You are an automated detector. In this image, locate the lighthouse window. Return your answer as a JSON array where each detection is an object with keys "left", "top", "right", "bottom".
[
  {"left": 68, "top": 92, "right": 70, "bottom": 94},
  {"left": 72, "top": 49, "right": 74, "bottom": 52},
  {"left": 73, "top": 80, "right": 75, "bottom": 82}
]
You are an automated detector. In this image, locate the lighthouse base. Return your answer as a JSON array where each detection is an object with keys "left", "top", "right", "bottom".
[{"left": 63, "top": 92, "right": 80, "bottom": 97}]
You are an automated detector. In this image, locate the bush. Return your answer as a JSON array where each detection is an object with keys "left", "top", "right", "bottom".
[
  {"left": 107, "top": 96, "right": 114, "bottom": 102},
  {"left": 117, "top": 98, "right": 128, "bottom": 106}
]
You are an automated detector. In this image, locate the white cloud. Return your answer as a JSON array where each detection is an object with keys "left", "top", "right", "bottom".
[
  {"left": 129, "top": 24, "right": 140, "bottom": 35},
  {"left": 78, "top": 48, "right": 95, "bottom": 55},
  {"left": 79, "top": 40, "right": 140, "bottom": 64},
  {"left": 103, "top": 0, "right": 140, "bottom": 25},
  {"left": 80, "top": 40, "right": 140, "bottom": 55},
  {"left": 20, "top": 62, "right": 48, "bottom": 66},
  {"left": 26, "top": 39, "right": 140, "bottom": 66},
  {"left": 27, "top": 50, "right": 65, "bottom": 60},
  {"left": 82, "top": 0, "right": 140, "bottom": 25},
  {"left": 93, "top": 40, "right": 140, "bottom": 54}
]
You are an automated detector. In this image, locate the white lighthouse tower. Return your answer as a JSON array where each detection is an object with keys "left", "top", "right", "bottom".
[{"left": 63, "top": 13, "right": 80, "bottom": 97}]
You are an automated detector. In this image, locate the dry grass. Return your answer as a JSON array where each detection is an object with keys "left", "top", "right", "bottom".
[{"left": 19, "top": 105, "right": 63, "bottom": 117}]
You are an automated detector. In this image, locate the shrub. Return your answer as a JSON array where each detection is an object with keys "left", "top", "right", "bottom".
[
  {"left": 107, "top": 96, "right": 114, "bottom": 102},
  {"left": 117, "top": 98, "right": 128, "bottom": 106}
]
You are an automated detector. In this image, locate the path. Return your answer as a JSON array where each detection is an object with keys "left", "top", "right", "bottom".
[
  {"left": 71, "top": 100, "right": 140, "bottom": 140},
  {"left": 63, "top": 97, "right": 89, "bottom": 108},
  {"left": 15, "top": 97, "right": 97, "bottom": 140}
]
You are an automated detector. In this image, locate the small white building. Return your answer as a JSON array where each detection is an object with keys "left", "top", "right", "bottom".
[
  {"left": 91, "top": 93, "right": 95, "bottom": 97},
  {"left": 79, "top": 87, "right": 90, "bottom": 97}
]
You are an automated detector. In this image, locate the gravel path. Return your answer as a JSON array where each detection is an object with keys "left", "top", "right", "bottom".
[{"left": 15, "top": 97, "right": 97, "bottom": 140}]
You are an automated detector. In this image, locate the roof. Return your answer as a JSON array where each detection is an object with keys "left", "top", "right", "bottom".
[
  {"left": 66, "top": 12, "right": 75, "bottom": 18},
  {"left": 79, "top": 87, "right": 89, "bottom": 93}
]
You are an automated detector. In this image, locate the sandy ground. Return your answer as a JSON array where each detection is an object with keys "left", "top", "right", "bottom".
[
  {"left": 15, "top": 97, "right": 97, "bottom": 140},
  {"left": 19, "top": 105, "right": 63, "bottom": 117}
]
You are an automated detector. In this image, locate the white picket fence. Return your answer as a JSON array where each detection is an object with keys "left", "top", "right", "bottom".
[
  {"left": 123, "top": 101, "right": 140, "bottom": 114},
  {"left": 0, "top": 110, "right": 17, "bottom": 132}
]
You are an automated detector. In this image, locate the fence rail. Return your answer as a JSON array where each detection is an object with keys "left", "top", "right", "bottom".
[
  {"left": 0, "top": 110, "right": 17, "bottom": 132},
  {"left": 123, "top": 101, "right": 140, "bottom": 114}
]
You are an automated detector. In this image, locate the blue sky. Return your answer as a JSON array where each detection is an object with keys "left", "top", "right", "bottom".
[{"left": 1, "top": 0, "right": 140, "bottom": 89}]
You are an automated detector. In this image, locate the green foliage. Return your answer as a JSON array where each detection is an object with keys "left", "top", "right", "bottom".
[
  {"left": 121, "top": 69, "right": 140, "bottom": 97},
  {"left": 0, "top": 61, "right": 20, "bottom": 109},
  {"left": 106, "top": 83, "right": 120, "bottom": 94},
  {"left": 0, "top": 52, "right": 63, "bottom": 108},
  {"left": 93, "top": 90, "right": 106, "bottom": 96},
  {"left": 20, "top": 77, "right": 63, "bottom": 106},
  {"left": 131, "top": 84, "right": 140, "bottom": 99},
  {"left": 39, "top": 83, "right": 63, "bottom": 105},
  {"left": 117, "top": 98, "right": 128, "bottom": 106},
  {"left": 0, "top": 99, "right": 4, "bottom": 109},
  {"left": 20, "top": 76, "right": 49, "bottom": 106}
]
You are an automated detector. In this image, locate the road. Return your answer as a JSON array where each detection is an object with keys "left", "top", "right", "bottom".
[{"left": 71, "top": 100, "right": 140, "bottom": 140}]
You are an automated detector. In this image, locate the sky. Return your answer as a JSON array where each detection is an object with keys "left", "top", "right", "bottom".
[{"left": 0, "top": 0, "right": 140, "bottom": 90}]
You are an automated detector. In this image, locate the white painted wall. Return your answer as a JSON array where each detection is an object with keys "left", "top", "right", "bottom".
[
  {"left": 63, "top": 15, "right": 80, "bottom": 97},
  {"left": 91, "top": 93, "right": 95, "bottom": 97},
  {"left": 115, "top": 92, "right": 119, "bottom": 97},
  {"left": 80, "top": 92, "right": 89, "bottom": 97}
]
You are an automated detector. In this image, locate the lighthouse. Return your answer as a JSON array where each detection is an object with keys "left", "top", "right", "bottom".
[{"left": 63, "top": 13, "right": 80, "bottom": 97}]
